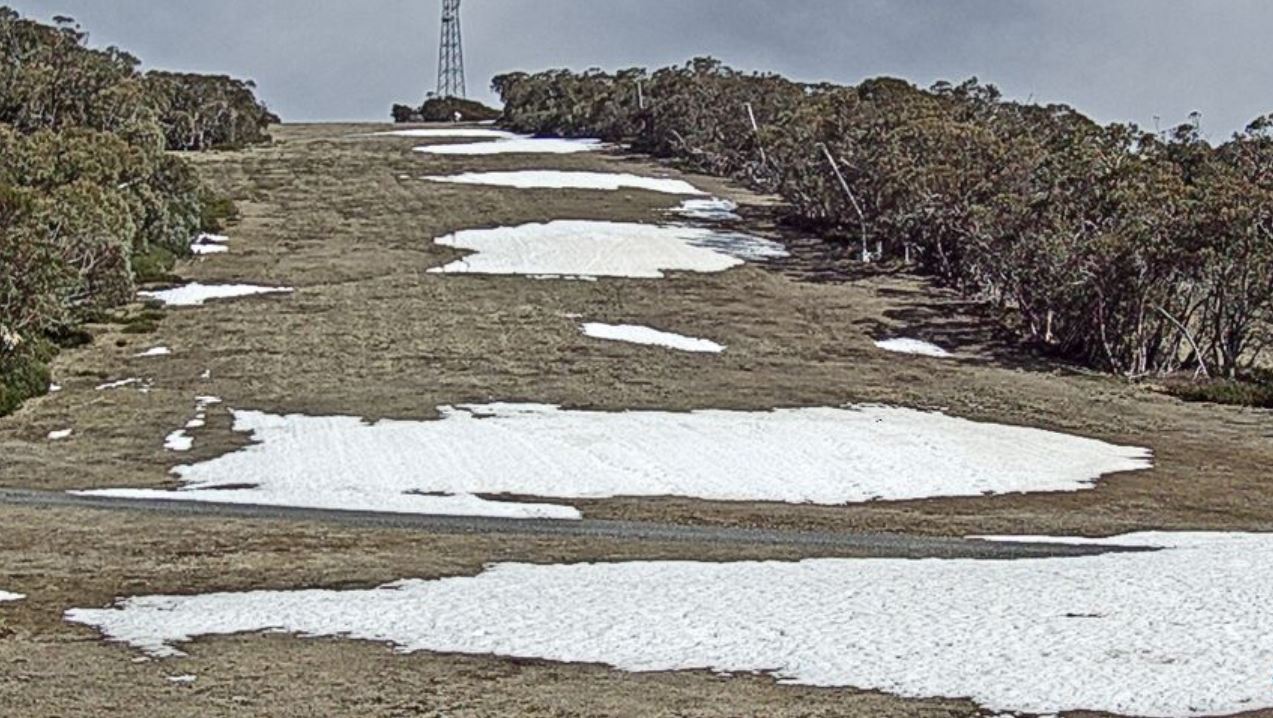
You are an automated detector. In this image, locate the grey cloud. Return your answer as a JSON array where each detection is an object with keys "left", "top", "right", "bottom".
[{"left": 8, "top": 0, "right": 1270, "bottom": 137}]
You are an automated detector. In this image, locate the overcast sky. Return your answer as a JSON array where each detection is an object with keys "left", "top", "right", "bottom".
[{"left": 9, "top": 0, "right": 1271, "bottom": 138}]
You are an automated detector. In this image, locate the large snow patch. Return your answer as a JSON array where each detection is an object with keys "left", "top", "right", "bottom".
[
  {"left": 0, "top": 590, "right": 23, "bottom": 603},
  {"left": 423, "top": 171, "right": 705, "bottom": 196},
  {"left": 428, "top": 220, "right": 787, "bottom": 279},
  {"left": 65, "top": 532, "right": 1273, "bottom": 718},
  {"left": 75, "top": 403, "right": 1150, "bottom": 518}
]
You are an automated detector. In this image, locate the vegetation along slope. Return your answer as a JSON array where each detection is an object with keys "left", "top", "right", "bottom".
[
  {"left": 494, "top": 59, "right": 1273, "bottom": 400},
  {"left": 0, "top": 7, "right": 274, "bottom": 415}
]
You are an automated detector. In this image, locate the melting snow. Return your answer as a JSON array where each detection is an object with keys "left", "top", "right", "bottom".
[
  {"left": 191, "top": 234, "right": 229, "bottom": 256},
  {"left": 166, "top": 674, "right": 197, "bottom": 685},
  {"left": 135, "top": 347, "right": 172, "bottom": 358},
  {"left": 582, "top": 323, "right": 725, "bottom": 353},
  {"left": 47, "top": 429, "right": 73, "bottom": 441},
  {"left": 96, "top": 378, "right": 141, "bottom": 391},
  {"left": 164, "top": 430, "right": 194, "bottom": 453},
  {"left": 75, "top": 403, "right": 1150, "bottom": 519},
  {"left": 64, "top": 532, "right": 1273, "bottom": 718},
  {"left": 423, "top": 171, "right": 705, "bottom": 196},
  {"left": 876, "top": 338, "right": 953, "bottom": 358},
  {"left": 428, "top": 220, "right": 787, "bottom": 279},
  {"left": 139, "top": 283, "right": 294, "bottom": 308},
  {"left": 673, "top": 198, "right": 742, "bottom": 222},
  {"left": 373, "top": 128, "right": 517, "bottom": 139},
  {"left": 415, "top": 138, "right": 602, "bottom": 156},
  {"left": 49, "top": 383, "right": 62, "bottom": 393},
  {"left": 0, "top": 591, "right": 23, "bottom": 603},
  {"left": 162, "top": 397, "right": 220, "bottom": 452}
]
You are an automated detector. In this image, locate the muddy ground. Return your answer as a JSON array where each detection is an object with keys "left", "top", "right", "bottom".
[{"left": 1, "top": 124, "right": 1271, "bottom": 717}]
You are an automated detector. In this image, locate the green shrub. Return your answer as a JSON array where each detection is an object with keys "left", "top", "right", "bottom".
[
  {"left": 130, "top": 246, "right": 179, "bottom": 284},
  {"left": 199, "top": 192, "right": 240, "bottom": 233},
  {"left": 1167, "top": 372, "right": 1273, "bottom": 408},
  {"left": 392, "top": 97, "right": 501, "bottom": 123},
  {"left": 120, "top": 320, "right": 159, "bottom": 335},
  {"left": 0, "top": 345, "right": 52, "bottom": 417}
]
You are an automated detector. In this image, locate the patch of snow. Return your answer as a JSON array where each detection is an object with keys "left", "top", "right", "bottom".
[
  {"left": 373, "top": 128, "right": 517, "bottom": 139},
  {"left": 139, "top": 283, "right": 294, "bottom": 308},
  {"left": 49, "top": 384, "right": 62, "bottom": 393},
  {"left": 673, "top": 198, "right": 741, "bottom": 222},
  {"left": 96, "top": 378, "right": 141, "bottom": 391},
  {"left": 191, "top": 234, "right": 229, "bottom": 256},
  {"left": 135, "top": 347, "right": 172, "bottom": 358},
  {"left": 875, "top": 338, "right": 953, "bottom": 358},
  {"left": 199, "top": 370, "right": 212, "bottom": 380},
  {"left": 63, "top": 532, "right": 1273, "bottom": 718},
  {"left": 582, "top": 323, "right": 725, "bottom": 354},
  {"left": 423, "top": 171, "right": 705, "bottom": 196},
  {"left": 166, "top": 674, "right": 197, "bottom": 685},
  {"left": 47, "top": 429, "right": 73, "bottom": 441},
  {"left": 0, "top": 591, "right": 23, "bottom": 603},
  {"left": 190, "top": 244, "right": 228, "bottom": 256},
  {"left": 428, "top": 221, "right": 786, "bottom": 279},
  {"left": 75, "top": 403, "right": 1150, "bottom": 519},
  {"left": 164, "top": 430, "right": 194, "bottom": 453},
  {"left": 415, "top": 138, "right": 602, "bottom": 156},
  {"left": 161, "top": 397, "right": 222, "bottom": 452}
]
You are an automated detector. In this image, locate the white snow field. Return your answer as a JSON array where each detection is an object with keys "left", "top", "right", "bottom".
[
  {"left": 0, "top": 591, "right": 23, "bottom": 603},
  {"left": 423, "top": 170, "right": 705, "bottom": 196},
  {"left": 190, "top": 233, "right": 229, "bottom": 256},
  {"left": 582, "top": 323, "right": 725, "bottom": 353},
  {"left": 428, "top": 220, "right": 788, "bottom": 279},
  {"left": 139, "top": 283, "right": 295, "bottom": 307},
  {"left": 875, "top": 338, "right": 953, "bottom": 358},
  {"left": 373, "top": 128, "right": 517, "bottom": 139},
  {"left": 135, "top": 347, "right": 172, "bottom": 358},
  {"left": 47, "top": 429, "right": 73, "bottom": 441},
  {"left": 673, "top": 197, "right": 742, "bottom": 222},
  {"left": 75, "top": 403, "right": 1150, "bottom": 519},
  {"left": 64, "top": 532, "right": 1273, "bottom": 718},
  {"left": 415, "top": 138, "right": 602, "bottom": 156}
]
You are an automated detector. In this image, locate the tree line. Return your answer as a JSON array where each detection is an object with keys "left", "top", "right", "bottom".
[
  {"left": 392, "top": 96, "right": 501, "bottom": 124},
  {"left": 493, "top": 60, "right": 1273, "bottom": 384},
  {"left": 0, "top": 7, "right": 274, "bottom": 414}
]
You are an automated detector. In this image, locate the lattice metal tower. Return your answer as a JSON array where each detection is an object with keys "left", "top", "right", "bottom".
[{"left": 436, "top": 0, "right": 466, "bottom": 99}]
